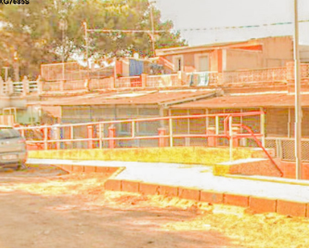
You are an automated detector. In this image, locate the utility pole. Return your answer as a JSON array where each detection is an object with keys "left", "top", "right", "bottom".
[
  {"left": 150, "top": 1, "right": 156, "bottom": 57},
  {"left": 83, "top": 22, "right": 90, "bottom": 79},
  {"left": 294, "top": 0, "right": 302, "bottom": 179},
  {"left": 59, "top": 18, "right": 67, "bottom": 81}
]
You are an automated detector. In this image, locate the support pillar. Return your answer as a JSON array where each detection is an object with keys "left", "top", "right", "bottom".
[
  {"left": 207, "top": 127, "right": 217, "bottom": 147},
  {"left": 108, "top": 125, "right": 116, "bottom": 149},
  {"left": 43, "top": 125, "right": 48, "bottom": 150},
  {"left": 0, "top": 77, "right": 4, "bottom": 96},
  {"left": 87, "top": 125, "right": 94, "bottom": 149},
  {"left": 141, "top": 73, "right": 147, "bottom": 88},
  {"left": 158, "top": 127, "right": 167, "bottom": 147}
]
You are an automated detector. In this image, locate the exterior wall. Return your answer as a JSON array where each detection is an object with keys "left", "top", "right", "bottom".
[
  {"left": 225, "top": 49, "right": 263, "bottom": 71},
  {"left": 164, "top": 52, "right": 212, "bottom": 73},
  {"left": 223, "top": 37, "right": 293, "bottom": 71},
  {"left": 209, "top": 50, "right": 219, "bottom": 71},
  {"left": 265, "top": 108, "right": 288, "bottom": 137},
  {"left": 300, "top": 45, "right": 309, "bottom": 62},
  {"left": 160, "top": 36, "right": 294, "bottom": 73},
  {"left": 260, "top": 36, "right": 293, "bottom": 67}
]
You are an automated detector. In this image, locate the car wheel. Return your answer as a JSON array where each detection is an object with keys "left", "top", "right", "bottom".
[{"left": 17, "top": 163, "right": 27, "bottom": 171}]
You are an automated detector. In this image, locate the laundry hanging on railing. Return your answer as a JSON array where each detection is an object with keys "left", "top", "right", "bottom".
[
  {"left": 129, "top": 59, "right": 144, "bottom": 76},
  {"left": 198, "top": 72, "right": 209, "bottom": 86},
  {"left": 159, "top": 75, "right": 172, "bottom": 87},
  {"left": 189, "top": 72, "right": 210, "bottom": 86}
]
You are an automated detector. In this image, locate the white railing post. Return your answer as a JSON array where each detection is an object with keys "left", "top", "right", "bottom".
[
  {"left": 132, "top": 121, "right": 135, "bottom": 138},
  {"left": 229, "top": 116, "right": 233, "bottom": 162},
  {"left": 169, "top": 117, "right": 173, "bottom": 147},
  {"left": 215, "top": 116, "right": 219, "bottom": 135},
  {"left": 99, "top": 123, "right": 103, "bottom": 149},
  {"left": 260, "top": 109, "right": 266, "bottom": 147},
  {"left": 44, "top": 125, "right": 48, "bottom": 150},
  {"left": 0, "top": 77, "right": 4, "bottom": 96},
  {"left": 70, "top": 125, "right": 74, "bottom": 149}
]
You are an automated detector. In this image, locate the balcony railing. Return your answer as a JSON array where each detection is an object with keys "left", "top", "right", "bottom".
[
  {"left": 0, "top": 77, "right": 38, "bottom": 96},
  {"left": 4, "top": 62, "right": 309, "bottom": 97},
  {"left": 218, "top": 67, "right": 288, "bottom": 85}
]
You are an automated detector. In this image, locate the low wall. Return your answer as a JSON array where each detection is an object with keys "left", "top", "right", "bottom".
[
  {"left": 28, "top": 147, "right": 265, "bottom": 166},
  {"left": 280, "top": 161, "right": 309, "bottom": 180}
]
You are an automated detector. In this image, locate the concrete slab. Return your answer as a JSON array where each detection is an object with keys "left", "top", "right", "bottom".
[{"left": 27, "top": 158, "right": 309, "bottom": 203}]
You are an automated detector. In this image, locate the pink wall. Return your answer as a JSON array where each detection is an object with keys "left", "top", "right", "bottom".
[{"left": 159, "top": 36, "right": 294, "bottom": 73}]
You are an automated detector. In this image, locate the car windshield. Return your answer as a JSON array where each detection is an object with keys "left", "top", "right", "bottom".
[{"left": 0, "top": 128, "right": 21, "bottom": 139}]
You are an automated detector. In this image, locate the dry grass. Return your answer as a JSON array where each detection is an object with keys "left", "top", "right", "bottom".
[{"left": 28, "top": 147, "right": 263, "bottom": 166}]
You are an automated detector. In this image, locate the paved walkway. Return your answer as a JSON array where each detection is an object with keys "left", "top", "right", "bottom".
[{"left": 28, "top": 158, "right": 309, "bottom": 203}]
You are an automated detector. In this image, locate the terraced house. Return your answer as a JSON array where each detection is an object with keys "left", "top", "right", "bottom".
[{"left": 4, "top": 35, "right": 309, "bottom": 168}]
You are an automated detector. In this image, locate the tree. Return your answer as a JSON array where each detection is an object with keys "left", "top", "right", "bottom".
[{"left": 0, "top": 0, "right": 186, "bottom": 79}]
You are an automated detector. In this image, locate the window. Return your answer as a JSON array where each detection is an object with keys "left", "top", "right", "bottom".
[
  {"left": 195, "top": 54, "right": 210, "bottom": 72},
  {"left": 173, "top": 56, "right": 183, "bottom": 72},
  {"left": 198, "top": 56, "right": 209, "bottom": 71}
]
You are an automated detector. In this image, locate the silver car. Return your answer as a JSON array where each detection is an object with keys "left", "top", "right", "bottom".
[{"left": 0, "top": 126, "right": 27, "bottom": 170}]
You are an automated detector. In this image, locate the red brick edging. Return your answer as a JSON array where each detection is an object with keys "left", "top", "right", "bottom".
[
  {"left": 56, "top": 164, "right": 122, "bottom": 178},
  {"left": 104, "top": 179, "right": 309, "bottom": 218}
]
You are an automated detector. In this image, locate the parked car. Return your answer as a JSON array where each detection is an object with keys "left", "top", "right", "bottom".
[{"left": 0, "top": 126, "right": 27, "bottom": 170}]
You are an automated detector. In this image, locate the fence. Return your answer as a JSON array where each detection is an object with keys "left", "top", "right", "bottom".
[
  {"left": 265, "top": 137, "right": 309, "bottom": 161},
  {"left": 0, "top": 77, "right": 38, "bottom": 96},
  {"left": 16, "top": 111, "right": 269, "bottom": 160},
  {"left": 37, "top": 66, "right": 296, "bottom": 94},
  {"left": 41, "top": 62, "right": 114, "bottom": 82},
  {"left": 218, "top": 67, "right": 287, "bottom": 85}
]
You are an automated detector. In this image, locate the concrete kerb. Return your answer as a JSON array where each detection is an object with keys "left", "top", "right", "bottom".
[
  {"left": 27, "top": 158, "right": 309, "bottom": 219},
  {"left": 103, "top": 179, "right": 309, "bottom": 218}
]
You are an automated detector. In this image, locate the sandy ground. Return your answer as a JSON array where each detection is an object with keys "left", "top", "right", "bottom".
[{"left": 1, "top": 165, "right": 309, "bottom": 248}]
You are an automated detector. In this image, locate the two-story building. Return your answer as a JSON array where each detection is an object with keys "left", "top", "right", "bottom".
[{"left": 156, "top": 36, "right": 294, "bottom": 73}]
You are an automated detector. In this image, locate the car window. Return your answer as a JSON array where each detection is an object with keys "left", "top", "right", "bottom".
[{"left": 0, "top": 128, "right": 21, "bottom": 139}]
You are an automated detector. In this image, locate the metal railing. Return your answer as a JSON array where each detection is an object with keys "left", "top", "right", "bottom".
[
  {"left": 1, "top": 80, "right": 38, "bottom": 95},
  {"left": 265, "top": 137, "right": 309, "bottom": 162},
  {"left": 186, "top": 71, "right": 219, "bottom": 86},
  {"left": 218, "top": 67, "right": 287, "bottom": 85},
  {"left": 16, "top": 111, "right": 267, "bottom": 160},
  {"left": 7, "top": 63, "right": 309, "bottom": 96},
  {"left": 147, "top": 74, "right": 180, "bottom": 87},
  {"left": 115, "top": 76, "right": 141, "bottom": 88},
  {"left": 36, "top": 66, "right": 292, "bottom": 94}
]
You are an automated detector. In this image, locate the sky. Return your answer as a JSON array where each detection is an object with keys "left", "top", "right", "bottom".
[{"left": 154, "top": 0, "right": 309, "bottom": 46}]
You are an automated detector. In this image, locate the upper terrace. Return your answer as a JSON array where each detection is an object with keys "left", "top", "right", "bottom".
[{"left": 1, "top": 61, "right": 308, "bottom": 98}]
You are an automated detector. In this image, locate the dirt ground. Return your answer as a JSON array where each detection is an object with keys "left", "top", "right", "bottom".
[{"left": 1, "top": 165, "right": 309, "bottom": 248}]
